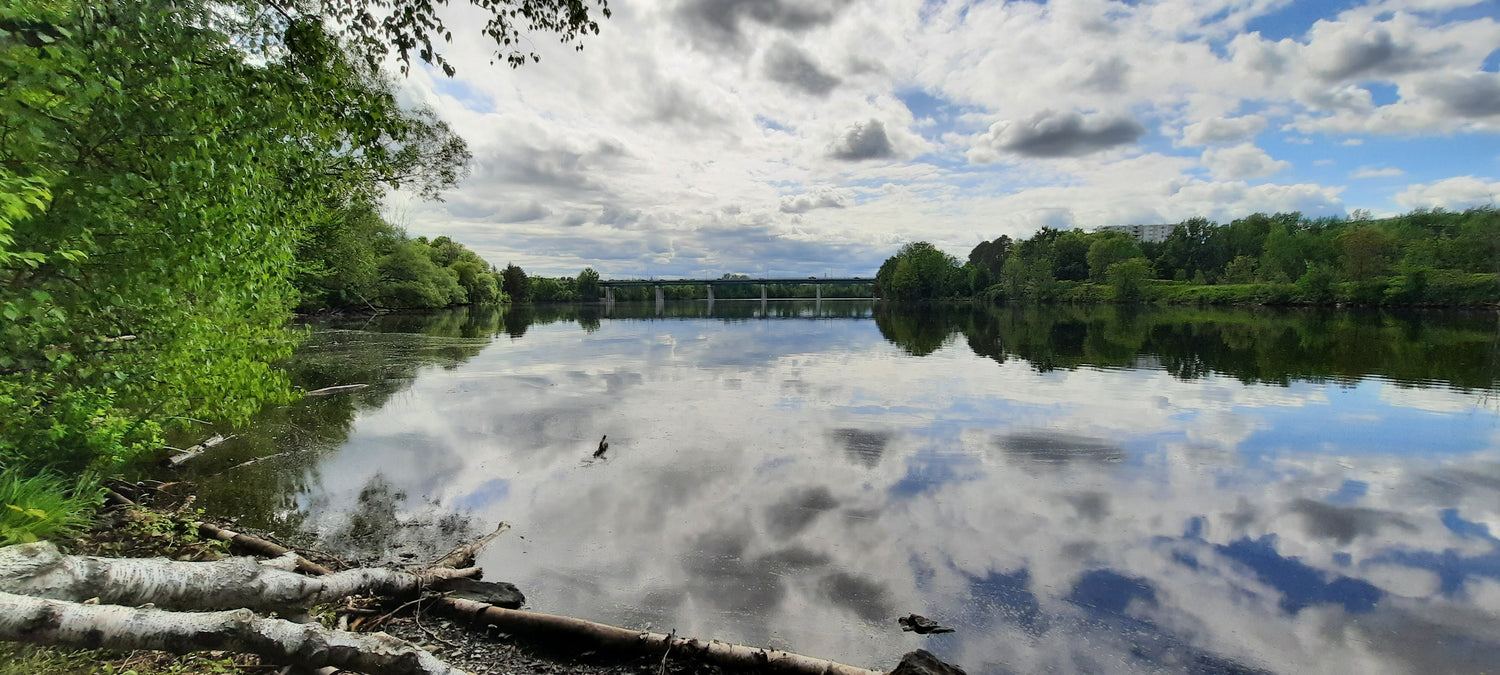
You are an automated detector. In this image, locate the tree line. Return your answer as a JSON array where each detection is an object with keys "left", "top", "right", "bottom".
[
  {"left": 293, "top": 202, "right": 613, "bottom": 310},
  {"left": 874, "top": 208, "right": 1500, "bottom": 306}
]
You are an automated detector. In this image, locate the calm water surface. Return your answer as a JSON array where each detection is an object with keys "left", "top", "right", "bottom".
[{"left": 189, "top": 302, "right": 1500, "bottom": 674}]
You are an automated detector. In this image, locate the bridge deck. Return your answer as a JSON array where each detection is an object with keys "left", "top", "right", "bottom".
[{"left": 601, "top": 277, "right": 871, "bottom": 287}]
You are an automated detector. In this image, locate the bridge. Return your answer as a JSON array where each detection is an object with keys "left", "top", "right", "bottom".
[{"left": 598, "top": 277, "right": 874, "bottom": 303}]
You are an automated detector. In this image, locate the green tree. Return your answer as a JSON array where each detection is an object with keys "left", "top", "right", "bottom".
[
  {"left": 1156, "top": 217, "right": 1227, "bottom": 282},
  {"left": 375, "top": 240, "right": 466, "bottom": 308},
  {"left": 501, "top": 264, "right": 530, "bottom": 302},
  {"left": 1087, "top": 233, "right": 1143, "bottom": 282},
  {"left": 1335, "top": 224, "right": 1396, "bottom": 281},
  {"left": 1222, "top": 255, "right": 1259, "bottom": 284},
  {"left": 1297, "top": 264, "right": 1334, "bottom": 303},
  {"left": 968, "top": 235, "right": 1011, "bottom": 279},
  {"left": 577, "top": 268, "right": 601, "bottom": 301},
  {"left": 1107, "top": 258, "right": 1152, "bottom": 302},
  {"left": 875, "top": 242, "right": 964, "bottom": 300},
  {"left": 295, "top": 200, "right": 404, "bottom": 310},
  {"left": 998, "top": 256, "right": 1055, "bottom": 303},
  {"left": 451, "top": 260, "right": 500, "bottom": 304},
  {"left": 1051, "top": 230, "right": 1092, "bottom": 281}
]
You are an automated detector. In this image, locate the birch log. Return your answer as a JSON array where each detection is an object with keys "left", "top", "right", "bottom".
[
  {"left": 0, "top": 542, "right": 477, "bottom": 613},
  {"left": 0, "top": 591, "right": 466, "bottom": 675},
  {"left": 167, "top": 434, "right": 229, "bottom": 466}
]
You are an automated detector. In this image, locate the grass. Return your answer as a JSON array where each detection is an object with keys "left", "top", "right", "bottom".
[
  {"left": 0, "top": 644, "right": 252, "bottom": 675},
  {"left": 0, "top": 468, "right": 102, "bottom": 547}
]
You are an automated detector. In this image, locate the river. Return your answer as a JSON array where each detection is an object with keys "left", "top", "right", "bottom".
[{"left": 184, "top": 302, "right": 1500, "bottom": 674}]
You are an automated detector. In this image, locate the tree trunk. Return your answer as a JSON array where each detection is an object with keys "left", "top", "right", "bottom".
[
  {"left": 0, "top": 591, "right": 467, "bottom": 675},
  {"left": 0, "top": 542, "right": 476, "bottom": 613}
]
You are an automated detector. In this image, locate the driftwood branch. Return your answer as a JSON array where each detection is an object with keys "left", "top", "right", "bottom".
[
  {"left": 167, "top": 434, "right": 230, "bottom": 466},
  {"left": 0, "top": 542, "right": 477, "bottom": 613},
  {"left": 195, "top": 520, "right": 335, "bottom": 576},
  {"left": 306, "top": 384, "right": 369, "bottom": 396},
  {"left": 430, "top": 522, "right": 509, "bottom": 570},
  {"left": 0, "top": 591, "right": 467, "bottom": 675},
  {"left": 442, "top": 598, "right": 881, "bottom": 675}
]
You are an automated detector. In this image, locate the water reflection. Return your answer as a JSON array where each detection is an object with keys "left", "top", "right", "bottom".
[{"left": 191, "top": 303, "right": 1500, "bottom": 674}]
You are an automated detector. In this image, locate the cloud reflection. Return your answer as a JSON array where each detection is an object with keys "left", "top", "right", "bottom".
[{"left": 212, "top": 305, "right": 1500, "bottom": 674}]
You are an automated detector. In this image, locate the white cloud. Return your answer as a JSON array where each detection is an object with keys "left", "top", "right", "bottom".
[
  {"left": 1394, "top": 176, "right": 1500, "bottom": 210},
  {"left": 1351, "top": 166, "right": 1404, "bottom": 178},
  {"left": 1202, "top": 143, "right": 1291, "bottom": 180},
  {"left": 376, "top": 0, "right": 1499, "bottom": 276},
  {"left": 1180, "top": 115, "right": 1268, "bottom": 146}
]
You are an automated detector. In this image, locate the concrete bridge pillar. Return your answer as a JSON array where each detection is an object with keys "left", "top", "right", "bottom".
[
  {"left": 816, "top": 284, "right": 822, "bottom": 301},
  {"left": 655, "top": 285, "right": 664, "bottom": 305},
  {"left": 706, "top": 284, "right": 714, "bottom": 302},
  {"left": 760, "top": 284, "right": 767, "bottom": 301},
  {"left": 604, "top": 286, "right": 613, "bottom": 303}
]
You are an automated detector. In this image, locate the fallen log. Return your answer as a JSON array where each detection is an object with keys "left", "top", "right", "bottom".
[
  {"left": 104, "top": 492, "right": 884, "bottom": 675},
  {"left": 441, "top": 598, "right": 881, "bottom": 675},
  {"left": 104, "top": 490, "right": 333, "bottom": 576},
  {"left": 166, "top": 434, "right": 231, "bottom": 467},
  {"left": 0, "top": 542, "right": 477, "bottom": 613},
  {"left": 0, "top": 591, "right": 466, "bottom": 675},
  {"left": 196, "top": 520, "right": 335, "bottom": 576},
  {"left": 430, "top": 522, "right": 509, "bottom": 570},
  {"left": 307, "top": 384, "right": 370, "bottom": 396}
]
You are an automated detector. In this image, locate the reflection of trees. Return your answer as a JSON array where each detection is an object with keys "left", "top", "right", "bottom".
[
  {"left": 186, "top": 318, "right": 497, "bottom": 533},
  {"left": 321, "top": 474, "right": 476, "bottom": 566},
  {"left": 600, "top": 300, "right": 875, "bottom": 321},
  {"left": 872, "top": 304, "right": 965, "bottom": 356},
  {"left": 877, "top": 304, "right": 1499, "bottom": 390}
]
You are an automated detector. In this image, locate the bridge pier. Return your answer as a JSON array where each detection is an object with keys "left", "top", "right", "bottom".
[
  {"left": 816, "top": 284, "right": 822, "bottom": 301},
  {"left": 706, "top": 284, "right": 714, "bottom": 302},
  {"left": 760, "top": 284, "right": 767, "bottom": 301},
  {"left": 654, "top": 285, "right": 664, "bottom": 304}
]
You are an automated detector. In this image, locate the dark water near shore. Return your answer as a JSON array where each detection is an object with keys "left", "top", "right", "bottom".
[{"left": 189, "top": 302, "right": 1500, "bottom": 674}]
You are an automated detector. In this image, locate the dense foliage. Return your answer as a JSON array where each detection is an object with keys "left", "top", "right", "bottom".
[
  {"left": 874, "top": 208, "right": 1500, "bottom": 306},
  {"left": 295, "top": 203, "right": 508, "bottom": 310},
  {"left": 0, "top": 0, "right": 606, "bottom": 480}
]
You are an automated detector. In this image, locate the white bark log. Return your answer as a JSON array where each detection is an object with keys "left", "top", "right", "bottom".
[
  {"left": 167, "top": 434, "right": 229, "bottom": 466},
  {"left": 0, "top": 591, "right": 467, "bottom": 675},
  {"left": 0, "top": 542, "right": 476, "bottom": 613},
  {"left": 306, "top": 384, "right": 369, "bottom": 396}
]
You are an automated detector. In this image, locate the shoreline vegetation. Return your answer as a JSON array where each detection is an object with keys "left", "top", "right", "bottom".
[{"left": 874, "top": 208, "right": 1500, "bottom": 308}]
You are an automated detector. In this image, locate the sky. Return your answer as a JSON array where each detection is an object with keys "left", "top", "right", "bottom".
[{"left": 389, "top": 0, "right": 1500, "bottom": 278}]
